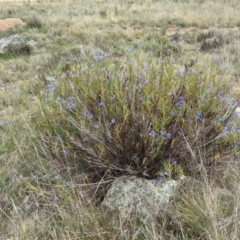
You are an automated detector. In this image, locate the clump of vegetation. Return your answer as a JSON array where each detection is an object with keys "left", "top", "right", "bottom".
[
  {"left": 169, "top": 162, "right": 240, "bottom": 240},
  {"left": 25, "top": 15, "right": 43, "bottom": 29},
  {"left": 33, "top": 49, "right": 239, "bottom": 197}
]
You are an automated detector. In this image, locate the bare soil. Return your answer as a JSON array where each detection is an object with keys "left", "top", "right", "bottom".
[{"left": 0, "top": 18, "right": 25, "bottom": 31}]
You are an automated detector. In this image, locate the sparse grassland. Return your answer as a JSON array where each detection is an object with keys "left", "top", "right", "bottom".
[{"left": 0, "top": 0, "right": 240, "bottom": 239}]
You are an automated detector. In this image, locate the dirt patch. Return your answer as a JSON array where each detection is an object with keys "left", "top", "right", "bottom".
[{"left": 0, "top": 18, "right": 25, "bottom": 31}]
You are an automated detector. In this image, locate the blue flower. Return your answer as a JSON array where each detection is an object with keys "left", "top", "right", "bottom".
[
  {"left": 54, "top": 175, "right": 60, "bottom": 180},
  {"left": 67, "top": 96, "right": 74, "bottom": 102},
  {"left": 0, "top": 120, "right": 7, "bottom": 126},
  {"left": 178, "top": 69, "right": 185, "bottom": 77},
  {"left": 93, "top": 55, "right": 103, "bottom": 61},
  {"left": 207, "top": 84, "right": 213, "bottom": 89},
  {"left": 149, "top": 130, "right": 157, "bottom": 136},
  {"left": 159, "top": 173, "right": 164, "bottom": 181},
  {"left": 67, "top": 56, "right": 73, "bottom": 61},
  {"left": 81, "top": 66, "right": 88, "bottom": 73},
  {"left": 195, "top": 111, "right": 201, "bottom": 122},
  {"left": 140, "top": 79, "right": 147, "bottom": 85},
  {"left": 143, "top": 65, "right": 150, "bottom": 73},
  {"left": 111, "top": 119, "right": 116, "bottom": 124},
  {"left": 166, "top": 133, "right": 172, "bottom": 139},
  {"left": 82, "top": 111, "right": 94, "bottom": 119},
  {"left": 88, "top": 113, "right": 94, "bottom": 119},
  {"left": 139, "top": 94, "right": 144, "bottom": 101},
  {"left": 218, "top": 117, "right": 224, "bottom": 122},
  {"left": 133, "top": 153, "right": 138, "bottom": 158},
  {"left": 213, "top": 56, "right": 220, "bottom": 64},
  {"left": 45, "top": 84, "right": 56, "bottom": 93},
  {"left": 223, "top": 126, "right": 229, "bottom": 132},
  {"left": 66, "top": 103, "right": 76, "bottom": 110},
  {"left": 66, "top": 181, "right": 73, "bottom": 187},
  {"left": 93, "top": 124, "right": 99, "bottom": 129},
  {"left": 55, "top": 136, "right": 61, "bottom": 141},
  {"left": 99, "top": 101, "right": 105, "bottom": 107},
  {"left": 152, "top": 179, "right": 158, "bottom": 186},
  {"left": 217, "top": 92, "right": 223, "bottom": 99},
  {"left": 78, "top": 172, "right": 85, "bottom": 177},
  {"left": 171, "top": 40, "right": 177, "bottom": 45},
  {"left": 54, "top": 196, "right": 60, "bottom": 201},
  {"left": 127, "top": 48, "right": 133, "bottom": 53},
  {"left": 63, "top": 149, "right": 69, "bottom": 155},
  {"left": 116, "top": 72, "right": 121, "bottom": 78},
  {"left": 175, "top": 96, "right": 184, "bottom": 107},
  {"left": 61, "top": 99, "right": 67, "bottom": 105}
]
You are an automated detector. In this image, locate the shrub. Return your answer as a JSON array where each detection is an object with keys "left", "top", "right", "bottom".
[
  {"left": 25, "top": 15, "right": 43, "bottom": 29},
  {"left": 33, "top": 50, "right": 239, "bottom": 194}
]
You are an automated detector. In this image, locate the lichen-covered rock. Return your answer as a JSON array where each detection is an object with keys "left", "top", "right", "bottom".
[
  {"left": 101, "top": 176, "right": 181, "bottom": 219},
  {"left": 0, "top": 34, "right": 37, "bottom": 54},
  {"left": 0, "top": 34, "right": 25, "bottom": 54},
  {"left": 26, "top": 39, "right": 37, "bottom": 51}
]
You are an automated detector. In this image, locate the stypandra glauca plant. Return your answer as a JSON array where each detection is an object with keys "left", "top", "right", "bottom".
[{"left": 33, "top": 50, "right": 239, "bottom": 193}]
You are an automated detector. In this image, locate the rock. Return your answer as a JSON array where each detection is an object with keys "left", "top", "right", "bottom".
[
  {"left": 0, "top": 34, "right": 25, "bottom": 54},
  {"left": 101, "top": 176, "right": 182, "bottom": 219},
  {"left": 234, "top": 106, "right": 240, "bottom": 117},
  {"left": 0, "top": 34, "right": 37, "bottom": 54},
  {"left": 26, "top": 39, "right": 37, "bottom": 51}
]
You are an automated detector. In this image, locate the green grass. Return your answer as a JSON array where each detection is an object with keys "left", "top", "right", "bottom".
[{"left": 0, "top": 0, "right": 240, "bottom": 239}]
